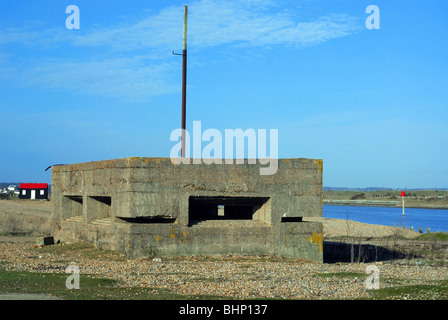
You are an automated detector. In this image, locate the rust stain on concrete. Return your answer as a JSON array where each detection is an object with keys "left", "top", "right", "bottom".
[{"left": 307, "top": 231, "right": 323, "bottom": 253}]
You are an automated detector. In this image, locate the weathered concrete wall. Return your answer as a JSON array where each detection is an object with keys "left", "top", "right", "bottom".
[
  {"left": 111, "top": 220, "right": 323, "bottom": 261},
  {"left": 51, "top": 157, "right": 323, "bottom": 261}
]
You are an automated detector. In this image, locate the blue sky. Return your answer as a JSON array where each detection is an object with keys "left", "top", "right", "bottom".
[{"left": 0, "top": 0, "right": 447, "bottom": 188}]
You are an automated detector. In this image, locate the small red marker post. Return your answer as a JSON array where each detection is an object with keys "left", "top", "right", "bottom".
[{"left": 401, "top": 191, "right": 406, "bottom": 216}]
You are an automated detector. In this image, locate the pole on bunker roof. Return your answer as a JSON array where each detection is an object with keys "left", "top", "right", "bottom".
[
  {"left": 172, "top": 5, "right": 188, "bottom": 158},
  {"left": 181, "top": 5, "right": 188, "bottom": 158}
]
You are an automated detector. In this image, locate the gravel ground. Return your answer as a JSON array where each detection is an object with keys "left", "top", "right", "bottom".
[
  {"left": 1, "top": 241, "right": 447, "bottom": 300},
  {"left": 0, "top": 200, "right": 446, "bottom": 300},
  {"left": 304, "top": 216, "right": 421, "bottom": 239}
]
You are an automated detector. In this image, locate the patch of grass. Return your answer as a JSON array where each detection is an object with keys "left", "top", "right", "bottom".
[
  {"left": 193, "top": 277, "right": 228, "bottom": 283},
  {"left": 316, "top": 272, "right": 365, "bottom": 278},
  {"left": 366, "top": 280, "right": 448, "bottom": 300},
  {"left": 0, "top": 268, "right": 228, "bottom": 300},
  {"left": 0, "top": 268, "right": 116, "bottom": 300},
  {"left": 417, "top": 232, "right": 448, "bottom": 242}
]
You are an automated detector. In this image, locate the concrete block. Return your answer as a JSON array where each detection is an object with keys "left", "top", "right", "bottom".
[{"left": 36, "top": 236, "right": 54, "bottom": 246}]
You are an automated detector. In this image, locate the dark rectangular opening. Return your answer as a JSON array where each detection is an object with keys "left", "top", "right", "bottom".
[
  {"left": 87, "top": 196, "right": 112, "bottom": 221},
  {"left": 90, "top": 196, "right": 111, "bottom": 206},
  {"left": 66, "top": 195, "right": 83, "bottom": 204},
  {"left": 62, "top": 195, "right": 83, "bottom": 219},
  {"left": 281, "top": 217, "right": 302, "bottom": 222},
  {"left": 189, "top": 196, "right": 270, "bottom": 224},
  {"left": 118, "top": 217, "right": 176, "bottom": 224}
]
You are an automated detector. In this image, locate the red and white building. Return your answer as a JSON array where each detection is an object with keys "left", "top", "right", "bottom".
[{"left": 18, "top": 183, "right": 49, "bottom": 200}]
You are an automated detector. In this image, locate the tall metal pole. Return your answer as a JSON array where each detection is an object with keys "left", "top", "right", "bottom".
[
  {"left": 402, "top": 195, "right": 405, "bottom": 216},
  {"left": 401, "top": 191, "right": 405, "bottom": 216},
  {"left": 181, "top": 5, "right": 188, "bottom": 158}
]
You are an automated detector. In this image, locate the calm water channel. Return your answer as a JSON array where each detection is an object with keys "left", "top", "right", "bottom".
[{"left": 323, "top": 205, "right": 448, "bottom": 233}]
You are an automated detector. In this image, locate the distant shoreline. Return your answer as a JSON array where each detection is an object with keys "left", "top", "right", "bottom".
[
  {"left": 323, "top": 199, "right": 448, "bottom": 210},
  {"left": 323, "top": 189, "right": 448, "bottom": 210}
]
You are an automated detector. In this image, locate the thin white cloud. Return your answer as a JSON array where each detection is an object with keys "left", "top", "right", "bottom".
[
  {"left": 0, "top": 0, "right": 361, "bottom": 101},
  {"left": 0, "top": 0, "right": 359, "bottom": 52},
  {"left": 189, "top": 2, "right": 359, "bottom": 49},
  {"left": 22, "top": 57, "right": 179, "bottom": 101},
  {"left": 66, "top": 0, "right": 360, "bottom": 51}
]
